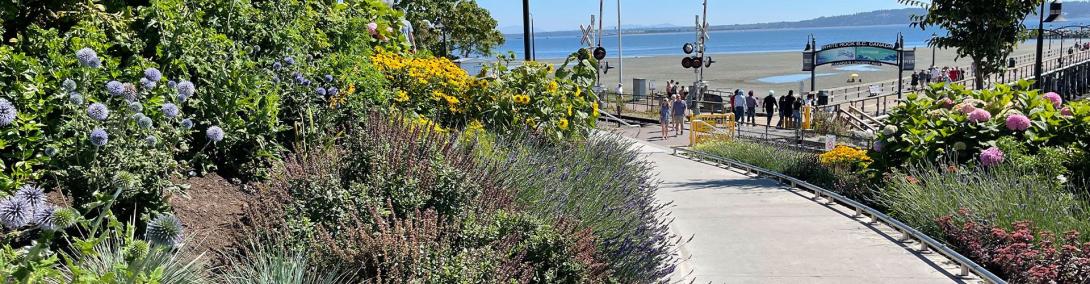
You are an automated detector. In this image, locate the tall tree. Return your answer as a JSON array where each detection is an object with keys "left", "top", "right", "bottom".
[
  {"left": 395, "top": 0, "right": 504, "bottom": 58},
  {"left": 901, "top": 0, "right": 1042, "bottom": 89}
]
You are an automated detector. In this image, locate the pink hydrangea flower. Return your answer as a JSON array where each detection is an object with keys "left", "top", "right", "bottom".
[
  {"left": 1005, "top": 114, "right": 1031, "bottom": 131},
  {"left": 940, "top": 98, "right": 955, "bottom": 108},
  {"left": 980, "top": 147, "right": 1005, "bottom": 167},
  {"left": 968, "top": 108, "right": 992, "bottom": 123},
  {"left": 1043, "top": 92, "right": 1063, "bottom": 108},
  {"left": 1061, "top": 107, "right": 1074, "bottom": 117},
  {"left": 367, "top": 22, "right": 379, "bottom": 35},
  {"left": 959, "top": 103, "right": 977, "bottom": 114}
]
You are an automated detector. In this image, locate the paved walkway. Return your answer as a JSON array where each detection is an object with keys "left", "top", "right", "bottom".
[{"left": 623, "top": 138, "right": 974, "bottom": 283}]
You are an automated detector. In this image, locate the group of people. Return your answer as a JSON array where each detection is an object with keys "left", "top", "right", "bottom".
[
  {"left": 664, "top": 80, "right": 691, "bottom": 100},
  {"left": 656, "top": 88, "right": 813, "bottom": 140},
  {"left": 911, "top": 66, "right": 967, "bottom": 90}
]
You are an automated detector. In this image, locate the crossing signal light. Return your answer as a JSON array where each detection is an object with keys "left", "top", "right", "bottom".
[
  {"left": 681, "top": 57, "right": 694, "bottom": 69},
  {"left": 593, "top": 47, "right": 607, "bottom": 60},
  {"left": 705, "top": 57, "right": 715, "bottom": 68},
  {"left": 683, "top": 43, "right": 695, "bottom": 54}
]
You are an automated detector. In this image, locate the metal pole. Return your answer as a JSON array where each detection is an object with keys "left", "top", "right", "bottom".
[
  {"left": 810, "top": 36, "right": 817, "bottom": 92},
  {"left": 898, "top": 34, "right": 905, "bottom": 100},
  {"left": 1036, "top": 2, "right": 1047, "bottom": 88},
  {"left": 522, "top": 0, "right": 531, "bottom": 61},
  {"left": 616, "top": 0, "right": 623, "bottom": 119},
  {"left": 931, "top": 33, "right": 937, "bottom": 68},
  {"left": 530, "top": 14, "right": 536, "bottom": 60}
]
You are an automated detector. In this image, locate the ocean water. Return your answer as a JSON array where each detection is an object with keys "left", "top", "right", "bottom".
[{"left": 497, "top": 21, "right": 1090, "bottom": 60}]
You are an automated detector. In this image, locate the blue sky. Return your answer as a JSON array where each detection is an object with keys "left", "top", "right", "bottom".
[{"left": 478, "top": 0, "right": 910, "bottom": 32}]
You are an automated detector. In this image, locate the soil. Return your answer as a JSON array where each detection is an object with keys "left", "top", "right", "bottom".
[{"left": 169, "top": 174, "right": 253, "bottom": 262}]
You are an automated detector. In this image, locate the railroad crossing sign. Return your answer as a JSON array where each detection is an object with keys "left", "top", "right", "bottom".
[
  {"left": 696, "top": 16, "right": 710, "bottom": 40},
  {"left": 580, "top": 15, "right": 596, "bottom": 48}
]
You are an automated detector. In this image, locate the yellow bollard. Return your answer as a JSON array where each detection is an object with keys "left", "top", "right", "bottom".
[{"left": 802, "top": 105, "right": 813, "bottom": 130}]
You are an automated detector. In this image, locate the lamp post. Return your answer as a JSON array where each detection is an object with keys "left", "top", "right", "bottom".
[
  {"left": 805, "top": 34, "right": 816, "bottom": 93},
  {"left": 930, "top": 33, "right": 937, "bottom": 68},
  {"left": 1036, "top": 0, "right": 1064, "bottom": 89},
  {"left": 522, "top": 0, "right": 532, "bottom": 61}
]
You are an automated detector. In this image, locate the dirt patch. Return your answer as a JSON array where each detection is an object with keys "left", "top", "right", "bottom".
[{"left": 170, "top": 174, "right": 252, "bottom": 262}]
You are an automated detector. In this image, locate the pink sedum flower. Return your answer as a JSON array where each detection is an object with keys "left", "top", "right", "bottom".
[
  {"left": 980, "top": 147, "right": 1005, "bottom": 167},
  {"left": 1005, "top": 114, "right": 1031, "bottom": 131},
  {"left": 367, "top": 22, "right": 379, "bottom": 35},
  {"left": 968, "top": 108, "right": 992, "bottom": 123},
  {"left": 1043, "top": 92, "right": 1063, "bottom": 108}
]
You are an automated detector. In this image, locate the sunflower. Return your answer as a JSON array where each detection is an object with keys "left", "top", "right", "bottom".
[{"left": 558, "top": 118, "right": 569, "bottom": 130}]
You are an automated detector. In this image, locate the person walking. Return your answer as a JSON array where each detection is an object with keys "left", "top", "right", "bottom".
[
  {"left": 763, "top": 90, "right": 777, "bottom": 127},
  {"left": 910, "top": 71, "right": 919, "bottom": 91},
  {"left": 671, "top": 94, "right": 687, "bottom": 137},
  {"left": 732, "top": 90, "right": 747, "bottom": 125},
  {"left": 778, "top": 90, "right": 793, "bottom": 128},
  {"left": 659, "top": 96, "right": 671, "bottom": 140},
  {"left": 746, "top": 90, "right": 758, "bottom": 126},
  {"left": 791, "top": 93, "right": 804, "bottom": 129}
]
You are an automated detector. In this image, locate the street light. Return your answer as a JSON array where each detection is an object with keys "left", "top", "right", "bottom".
[
  {"left": 930, "top": 33, "right": 937, "bottom": 68},
  {"left": 1036, "top": 0, "right": 1064, "bottom": 89}
]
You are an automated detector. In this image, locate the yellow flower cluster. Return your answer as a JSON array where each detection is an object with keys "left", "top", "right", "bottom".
[
  {"left": 558, "top": 118, "right": 569, "bottom": 130},
  {"left": 512, "top": 94, "right": 531, "bottom": 105},
  {"left": 819, "top": 145, "right": 872, "bottom": 167},
  {"left": 548, "top": 80, "right": 559, "bottom": 93},
  {"left": 372, "top": 49, "right": 472, "bottom": 91},
  {"left": 394, "top": 90, "right": 409, "bottom": 103}
]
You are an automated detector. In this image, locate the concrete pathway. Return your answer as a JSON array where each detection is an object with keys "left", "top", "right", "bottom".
[{"left": 629, "top": 141, "right": 975, "bottom": 283}]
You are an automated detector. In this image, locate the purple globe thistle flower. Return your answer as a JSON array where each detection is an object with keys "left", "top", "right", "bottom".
[
  {"left": 144, "top": 135, "right": 158, "bottom": 147},
  {"left": 62, "top": 79, "right": 77, "bottom": 92},
  {"left": 144, "top": 68, "right": 163, "bottom": 82},
  {"left": 161, "top": 103, "right": 180, "bottom": 118},
  {"left": 33, "top": 205, "right": 59, "bottom": 231},
  {"left": 15, "top": 184, "right": 46, "bottom": 208},
  {"left": 75, "top": 48, "right": 101, "bottom": 68},
  {"left": 302, "top": 79, "right": 311, "bottom": 86},
  {"left": 137, "top": 115, "right": 153, "bottom": 129},
  {"left": 180, "top": 118, "right": 194, "bottom": 129},
  {"left": 0, "top": 197, "right": 32, "bottom": 229},
  {"left": 177, "top": 81, "right": 195, "bottom": 98},
  {"left": 283, "top": 56, "right": 295, "bottom": 66},
  {"left": 980, "top": 147, "right": 1005, "bottom": 167},
  {"left": 292, "top": 72, "right": 304, "bottom": 84},
  {"left": 324, "top": 74, "right": 333, "bottom": 83},
  {"left": 69, "top": 92, "right": 84, "bottom": 105},
  {"left": 206, "top": 126, "right": 224, "bottom": 143},
  {"left": 272, "top": 61, "right": 282, "bottom": 71},
  {"left": 140, "top": 78, "right": 157, "bottom": 90},
  {"left": 168, "top": 80, "right": 177, "bottom": 89},
  {"left": 44, "top": 146, "right": 57, "bottom": 157},
  {"left": 87, "top": 103, "right": 110, "bottom": 121},
  {"left": 316, "top": 87, "right": 327, "bottom": 96},
  {"left": 0, "top": 98, "right": 16, "bottom": 127},
  {"left": 106, "top": 81, "right": 124, "bottom": 96},
  {"left": 1044, "top": 92, "right": 1063, "bottom": 108},
  {"left": 328, "top": 87, "right": 339, "bottom": 97},
  {"left": 272, "top": 75, "right": 281, "bottom": 84},
  {"left": 147, "top": 214, "right": 184, "bottom": 247},
  {"left": 176, "top": 93, "right": 189, "bottom": 103},
  {"left": 89, "top": 127, "right": 109, "bottom": 147},
  {"left": 122, "top": 83, "right": 139, "bottom": 102},
  {"left": 1005, "top": 114, "right": 1031, "bottom": 131},
  {"left": 968, "top": 109, "right": 992, "bottom": 123},
  {"left": 129, "top": 101, "right": 144, "bottom": 113}
]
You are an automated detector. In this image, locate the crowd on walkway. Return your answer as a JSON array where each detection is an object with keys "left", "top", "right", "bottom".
[
  {"left": 910, "top": 66, "right": 967, "bottom": 90},
  {"left": 657, "top": 80, "right": 816, "bottom": 140}
]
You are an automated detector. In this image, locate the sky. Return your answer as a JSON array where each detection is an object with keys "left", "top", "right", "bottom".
[{"left": 478, "top": 0, "right": 911, "bottom": 33}]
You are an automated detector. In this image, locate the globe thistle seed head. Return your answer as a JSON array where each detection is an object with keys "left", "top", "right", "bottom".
[
  {"left": 206, "top": 126, "right": 224, "bottom": 143},
  {"left": 76, "top": 48, "right": 101, "bottom": 68},
  {"left": 272, "top": 61, "right": 282, "bottom": 71},
  {"left": 106, "top": 81, "right": 125, "bottom": 96},
  {"left": 122, "top": 83, "right": 139, "bottom": 102},
  {"left": 283, "top": 56, "right": 295, "bottom": 66},
  {"left": 125, "top": 240, "right": 151, "bottom": 262},
  {"left": 146, "top": 214, "right": 184, "bottom": 247},
  {"left": 89, "top": 127, "right": 109, "bottom": 147},
  {"left": 62, "top": 79, "right": 78, "bottom": 92},
  {"left": 137, "top": 116, "right": 154, "bottom": 129},
  {"left": 324, "top": 74, "right": 333, "bottom": 83},
  {"left": 161, "top": 103, "right": 180, "bottom": 118},
  {"left": 327, "top": 87, "right": 339, "bottom": 97},
  {"left": 15, "top": 184, "right": 46, "bottom": 208},
  {"left": 167, "top": 80, "right": 177, "bottom": 89},
  {"left": 87, "top": 103, "right": 110, "bottom": 121},
  {"left": 0, "top": 197, "right": 32, "bottom": 229},
  {"left": 129, "top": 101, "right": 144, "bottom": 113},
  {"left": 140, "top": 78, "right": 157, "bottom": 90},
  {"left": 143, "top": 68, "right": 163, "bottom": 82},
  {"left": 112, "top": 171, "right": 141, "bottom": 198},
  {"left": 48, "top": 207, "right": 78, "bottom": 230},
  {"left": 180, "top": 119, "right": 194, "bottom": 129},
  {"left": 0, "top": 98, "right": 16, "bottom": 127},
  {"left": 177, "top": 81, "right": 195, "bottom": 97},
  {"left": 316, "top": 87, "right": 327, "bottom": 96},
  {"left": 69, "top": 92, "right": 85, "bottom": 105},
  {"left": 144, "top": 135, "right": 158, "bottom": 147}
]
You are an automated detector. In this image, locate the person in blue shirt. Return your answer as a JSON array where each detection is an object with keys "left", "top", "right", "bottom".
[
  {"left": 732, "top": 90, "right": 747, "bottom": 125},
  {"left": 671, "top": 95, "right": 688, "bottom": 137}
]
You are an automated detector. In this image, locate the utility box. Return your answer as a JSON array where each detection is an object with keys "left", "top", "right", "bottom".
[
  {"left": 817, "top": 90, "right": 830, "bottom": 106},
  {"left": 633, "top": 78, "right": 648, "bottom": 100}
]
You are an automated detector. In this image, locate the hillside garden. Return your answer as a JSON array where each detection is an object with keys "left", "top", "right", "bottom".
[{"left": 0, "top": 0, "right": 678, "bottom": 282}]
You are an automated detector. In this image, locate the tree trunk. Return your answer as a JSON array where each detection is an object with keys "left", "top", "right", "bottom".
[{"left": 972, "top": 60, "right": 985, "bottom": 90}]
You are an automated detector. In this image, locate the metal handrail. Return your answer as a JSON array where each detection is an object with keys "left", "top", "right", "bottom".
[{"left": 670, "top": 147, "right": 1007, "bottom": 284}]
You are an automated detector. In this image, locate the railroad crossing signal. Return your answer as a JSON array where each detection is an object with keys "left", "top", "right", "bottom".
[{"left": 580, "top": 15, "right": 596, "bottom": 48}]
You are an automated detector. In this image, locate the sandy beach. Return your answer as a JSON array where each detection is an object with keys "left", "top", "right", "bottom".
[{"left": 549, "top": 44, "right": 1051, "bottom": 95}]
